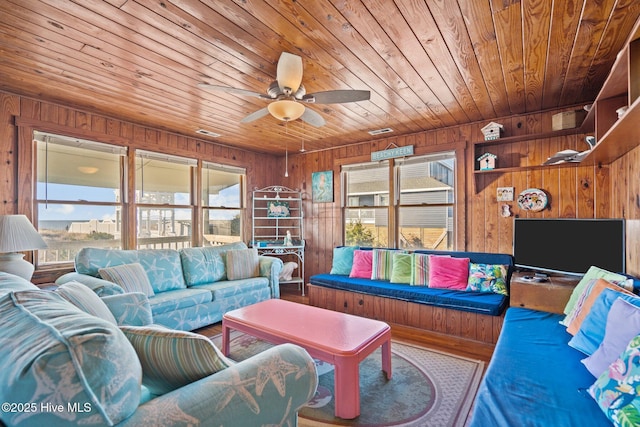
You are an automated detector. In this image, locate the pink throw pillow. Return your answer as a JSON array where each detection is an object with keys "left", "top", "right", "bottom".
[
  {"left": 349, "top": 250, "right": 373, "bottom": 279},
  {"left": 428, "top": 256, "right": 470, "bottom": 290}
]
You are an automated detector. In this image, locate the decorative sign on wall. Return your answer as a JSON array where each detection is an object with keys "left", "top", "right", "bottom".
[
  {"left": 517, "top": 188, "right": 548, "bottom": 212},
  {"left": 497, "top": 187, "right": 514, "bottom": 201},
  {"left": 312, "top": 170, "right": 333, "bottom": 203},
  {"left": 371, "top": 145, "right": 414, "bottom": 161}
]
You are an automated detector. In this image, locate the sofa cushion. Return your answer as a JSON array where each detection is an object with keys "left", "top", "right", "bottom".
[
  {"left": 429, "top": 255, "right": 469, "bottom": 290},
  {"left": 226, "top": 248, "right": 259, "bottom": 280},
  {"left": 582, "top": 298, "right": 640, "bottom": 377},
  {"left": 121, "top": 325, "right": 232, "bottom": 395},
  {"left": 180, "top": 242, "right": 248, "bottom": 286},
  {"left": 192, "top": 277, "right": 270, "bottom": 300},
  {"left": 389, "top": 252, "right": 412, "bottom": 284},
  {"left": 75, "top": 247, "right": 186, "bottom": 292},
  {"left": 0, "top": 271, "right": 39, "bottom": 294},
  {"left": 55, "top": 280, "right": 118, "bottom": 325},
  {"left": 562, "top": 266, "right": 629, "bottom": 321},
  {"left": 410, "top": 253, "right": 430, "bottom": 286},
  {"left": 0, "top": 290, "right": 141, "bottom": 426},
  {"left": 99, "top": 262, "right": 155, "bottom": 297},
  {"left": 350, "top": 249, "right": 373, "bottom": 279},
  {"left": 330, "top": 246, "right": 358, "bottom": 275},
  {"left": 466, "top": 263, "right": 509, "bottom": 296},
  {"left": 148, "top": 288, "right": 213, "bottom": 316},
  {"left": 589, "top": 333, "right": 640, "bottom": 425}
]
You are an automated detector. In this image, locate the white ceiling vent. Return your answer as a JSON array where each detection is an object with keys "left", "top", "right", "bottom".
[
  {"left": 196, "top": 129, "right": 221, "bottom": 137},
  {"left": 368, "top": 127, "right": 393, "bottom": 136}
]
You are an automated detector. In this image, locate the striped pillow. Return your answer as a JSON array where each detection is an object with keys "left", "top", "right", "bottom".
[
  {"left": 410, "top": 253, "right": 430, "bottom": 286},
  {"left": 371, "top": 249, "right": 395, "bottom": 280},
  {"left": 99, "top": 263, "right": 155, "bottom": 297},
  {"left": 55, "top": 281, "right": 118, "bottom": 325},
  {"left": 120, "top": 325, "right": 232, "bottom": 395},
  {"left": 225, "top": 248, "right": 259, "bottom": 280}
]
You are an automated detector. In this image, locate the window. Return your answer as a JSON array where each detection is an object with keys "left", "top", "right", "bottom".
[
  {"left": 343, "top": 161, "right": 390, "bottom": 246},
  {"left": 135, "top": 150, "right": 195, "bottom": 249},
  {"left": 35, "top": 131, "right": 126, "bottom": 265},
  {"left": 396, "top": 153, "right": 455, "bottom": 250},
  {"left": 342, "top": 152, "right": 455, "bottom": 249},
  {"left": 201, "top": 162, "right": 245, "bottom": 245}
]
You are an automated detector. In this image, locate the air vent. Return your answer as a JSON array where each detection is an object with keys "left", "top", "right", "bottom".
[
  {"left": 368, "top": 127, "right": 393, "bottom": 136},
  {"left": 196, "top": 129, "right": 221, "bottom": 137}
]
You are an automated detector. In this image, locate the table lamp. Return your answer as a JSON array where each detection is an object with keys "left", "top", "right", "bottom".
[{"left": 0, "top": 215, "right": 47, "bottom": 281}]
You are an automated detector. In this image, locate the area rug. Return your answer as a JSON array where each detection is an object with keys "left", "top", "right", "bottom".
[{"left": 210, "top": 332, "right": 484, "bottom": 427}]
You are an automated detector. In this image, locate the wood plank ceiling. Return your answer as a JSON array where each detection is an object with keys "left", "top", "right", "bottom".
[{"left": 0, "top": 0, "right": 638, "bottom": 155}]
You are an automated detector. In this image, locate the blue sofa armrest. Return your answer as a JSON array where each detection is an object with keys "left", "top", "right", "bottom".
[
  {"left": 56, "top": 272, "right": 125, "bottom": 296},
  {"left": 117, "top": 343, "right": 318, "bottom": 427},
  {"left": 102, "top": 293, "right": 153, "bottom": 326},
  {"left": 259, "top": 255, "right": 284, "bottom": 298}
]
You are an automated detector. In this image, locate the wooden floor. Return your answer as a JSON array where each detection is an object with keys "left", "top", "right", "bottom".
[{"left": 195, "top": 286, "right": 494, "bottom": 364}]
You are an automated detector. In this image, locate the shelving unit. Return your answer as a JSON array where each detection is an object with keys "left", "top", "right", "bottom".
[
  {"left": 252, "top": 186, "right": 305, "bottom": 295},
  {"left": 473, "top": 16, "right": 640, "bottom": 178}
]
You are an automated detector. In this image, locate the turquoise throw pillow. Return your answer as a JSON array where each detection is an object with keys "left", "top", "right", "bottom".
[
  {"left": 55, "top": 281, "right": 118, "bottom": 325},
  {"left": 390, "top": 253, "right": 412, "bottom": 284},
  {"left": 99, "top": 262, "right": 155, "bottom": 297},
  {"left": 330, "top": 246, "right": 358, "bottom": 275}
]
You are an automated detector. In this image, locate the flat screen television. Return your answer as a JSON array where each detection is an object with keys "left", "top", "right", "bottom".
[{"left": 513, "top": 218, "right": 625, "bottom": 276}]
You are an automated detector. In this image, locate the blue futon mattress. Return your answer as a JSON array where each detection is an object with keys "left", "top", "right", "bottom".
[
  {"left": 469, "top": 307, "right": 608, "bottom": 426},
  {"left": 309, "top": 274, "right": 507, "bottom": 316}
]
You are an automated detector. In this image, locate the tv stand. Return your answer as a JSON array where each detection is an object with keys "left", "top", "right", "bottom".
[{"left": 510, "top": 272, "right": 580, "bottom": 314}]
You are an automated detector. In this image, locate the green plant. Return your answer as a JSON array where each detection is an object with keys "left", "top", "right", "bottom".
[{"left": 345, "top": 219, "right": 375, "bottom": 246}]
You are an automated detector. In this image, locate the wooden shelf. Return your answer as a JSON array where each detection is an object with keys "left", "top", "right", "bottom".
[
  {"left": 473, "top": 161, "right": 581, "bottom": 175},
  {"left": 474, "top": 128, "right": 580, "bottom": 148}
]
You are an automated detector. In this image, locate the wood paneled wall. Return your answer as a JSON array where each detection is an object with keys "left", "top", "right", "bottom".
[{"left": 282, "top": 109, "right": 640, "bottom": 280}]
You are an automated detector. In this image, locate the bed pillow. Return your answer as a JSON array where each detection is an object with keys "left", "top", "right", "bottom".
[
  {"left": 389, "top": 252, "right": 412, "bottom": 284},
  {"left": 410, "top": 253, "right": 430, "bottom": 286},
  {"left": 330, "top": 246, "right": 358, "bottom": 275},
  {"left": 225, "top": 248, "right": 259, "bottom": 280},
  {"left": 566, "top": 279, "right": 634, "bottom": 336},
  {"left": 562, "top": 266, "right": 629, "bottom": 320},
  {"left": 428, "top": 256, "right": 470, "bottom": 290},
  {"left": 55, "top": 281, "right": 118, "bottom": 325},
  {"left": 568, "top": 288, "right": 640, "bottom": 355},
  {"left": 371, "top": 249, "right": 395, "bottom": 280},
  {"left": 121, "top": 325, "right": 232, "bottom": 395},
  {"left": 582, "top": 298, "right": 640, "bottom": 377},
  {"left": 99, "top": 263, "right": 155, "bottom": 297},
  {"left": 588, "top": 334, "right": 640, "bottom": 425},
  {"left": 466, "top": 263, "right": 509, "bottom": 296},
  {"left": 349, "top": 250, "right": 373, "bottom": 279}
]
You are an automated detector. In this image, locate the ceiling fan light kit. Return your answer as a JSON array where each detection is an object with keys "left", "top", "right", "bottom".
[{"left": 268, "top": 99, "right": 306, "bottom": 122}]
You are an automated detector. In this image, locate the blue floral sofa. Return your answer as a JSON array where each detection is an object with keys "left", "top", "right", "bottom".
[
  {"left": 56, "top": 242, "right": 283, "bottom": 331},
  {"left": 0, "top": 271, "right": 317, "bottom": 427}
]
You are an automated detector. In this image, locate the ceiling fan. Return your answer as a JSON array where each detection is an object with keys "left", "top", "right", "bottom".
[{"left": 198, "top": 52, "right": 370, "bottom": 127}]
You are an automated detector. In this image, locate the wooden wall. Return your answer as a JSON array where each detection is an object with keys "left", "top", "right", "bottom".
[{"left": 281, "top": 109, "right": 640, "bottom": 281}]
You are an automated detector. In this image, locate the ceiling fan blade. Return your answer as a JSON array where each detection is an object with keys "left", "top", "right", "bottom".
[
  {"left": 198, "top": 83, "right": 268, "bottom": 99},
  {"left": 299, "top": 108, "right": 326, "bottom": 127},
  {"left": 302, "top": 90, "right": 370, "bottom": 104},
  {"left": 276, "top": 52, "right": 303, "bottom": 94},
  {"left": 240, "top": 107, "right": 270, "bottom": 123}
]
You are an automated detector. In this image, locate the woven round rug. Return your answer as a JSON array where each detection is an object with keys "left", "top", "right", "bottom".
[{"left": 212, "top": 332, "right": 484, "bottom": 427}]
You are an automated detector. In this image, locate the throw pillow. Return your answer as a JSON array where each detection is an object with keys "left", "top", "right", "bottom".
[
  {"left": 568, "top": 288, "right": 640, "bottom": 355},
  {"left": 55, "top": 281, "right": 118, "bottom": 325},
  {"left": 225, "top": 248, "right": 259, "bottom": 280},
  {"left": 371, "top": 249, "right": 395, "bottom": 281},
  {"left": 466, "top": 263, "right": 509, "bottom": 296},
  {"left": 349, "top": 250, "right": 374, "bottom": 279},
  {"left": 389, "top": 252, "right": 412, "bottom": 284},
  {"left": 410, "top": 253, "right": 430, "bottom": 286},
  {"left": 428, "top": 256, "right": 470, "bottom": 290},
  {"left": 99, "top": 263, "right": 155, "bottom": 297},
  {"left": 330, "top": 246, "right": 358, "bottom": 275},
  {"left": 566, "top": 279, "right": 635, "bottom": 336},
  {"left": 582, "top": 298, "right": 640, "bottom": 377},
  {"left": 120, "top": 325, "right": 232, "bottom": 395},
  {"left": 588, "top": 334, "right": 640, "bottom": 426},
  {"left": 562, "top": 266, "right": 629, "bottom": 318}
]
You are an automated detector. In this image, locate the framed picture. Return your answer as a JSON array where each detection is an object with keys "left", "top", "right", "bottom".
[
  {"left": 312, "top": 170, "right": 333, "bottom": 203},
  {"left": 267, "top": 201, "right": 290, "bottom": 217}
]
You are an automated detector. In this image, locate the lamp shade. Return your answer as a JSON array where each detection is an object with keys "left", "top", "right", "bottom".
[
  {"left": 267, "top": 100, "right": 306, "bottom": 122},
  {"left": 0, "top": 215, "right": 48, "bottom": 252}
]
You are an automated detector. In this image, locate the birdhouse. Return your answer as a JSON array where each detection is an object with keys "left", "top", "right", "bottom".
[
  {"left": 481, "top": 122, "right": 504, "bottom": 141},
  {"left": 477, "top": 152, "right": 497, "bottom": 170}
]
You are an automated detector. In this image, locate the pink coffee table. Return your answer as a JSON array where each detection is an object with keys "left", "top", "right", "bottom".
[{"left": 222, "top": 299, "right": 392, "bottom": 419}]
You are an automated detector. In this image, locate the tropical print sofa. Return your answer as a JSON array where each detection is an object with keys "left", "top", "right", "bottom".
[
  {"left": 56, "top": 242, "right": 283, "bottom": 331},
  {"left": 0, "top": 272, "right": 317, "bottom": 427}
]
